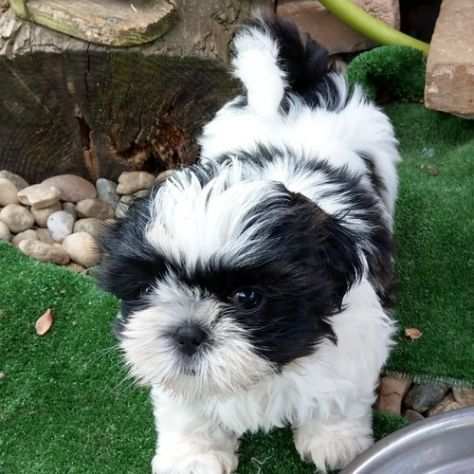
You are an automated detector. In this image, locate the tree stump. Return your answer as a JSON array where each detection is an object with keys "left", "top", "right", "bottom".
[{"left": 0, "top": 1, "right": 273, "bottom": 183}]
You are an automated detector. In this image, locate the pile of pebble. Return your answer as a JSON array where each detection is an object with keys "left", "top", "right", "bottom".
[
  {"left": 376, "top": 375, "right": 474, "bottom": 423},
  {"left": 0, "top": 169, "right": 169, "bottom": 273}
]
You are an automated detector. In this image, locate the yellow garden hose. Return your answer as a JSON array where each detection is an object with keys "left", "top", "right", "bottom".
[{"left": 318, "top": 0, "right": 430, "bottom": 54}]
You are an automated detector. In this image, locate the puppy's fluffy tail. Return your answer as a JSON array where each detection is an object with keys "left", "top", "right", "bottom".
[{"left": 231, "top": 15, "right": 340, "bottom": 115}]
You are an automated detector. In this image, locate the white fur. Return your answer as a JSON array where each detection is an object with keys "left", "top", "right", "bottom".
[{"left": 150, "top": 279, "right": 396, "bottom": 473}]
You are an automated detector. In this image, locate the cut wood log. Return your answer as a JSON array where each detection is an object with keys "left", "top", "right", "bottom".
[
  {"left": 425, "top": 0, "right": 474, "bottom": 118},
  {"left": 9, "top": 0, "right": 177, "bottom": 47},
  {"left": 0, "top": 1, "right": 273, "bottom": 183}
]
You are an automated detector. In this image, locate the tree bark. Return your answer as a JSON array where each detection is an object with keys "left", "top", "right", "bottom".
[{"left": 0, "top": 1, "right": 274, "bottom": 183}]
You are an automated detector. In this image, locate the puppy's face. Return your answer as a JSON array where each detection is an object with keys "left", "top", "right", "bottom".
[{"left": 100, "top": 161, "right": 361, "bottom": 398}]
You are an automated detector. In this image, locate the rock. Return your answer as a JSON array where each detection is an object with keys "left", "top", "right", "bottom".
[
  {"left": 36, "top": 228, "right": 55, "bottom": 244},
  {"left": 115, "top": 202, "right": 129, "bottom": 218},
  {"left": 428, "top": 394, "right": 463, "bottom": 417},
  {"left": 31, "top": 202, "right": 62, "bottom": 227},
  {"left": 404, "top": 383, "right": 450, "bottom": 413},
  {"left": 155, "top": 169, "right": 174, "bottom": 184},
  {"left": 376, "top": 376, "right": 412, "bottom": 415},
  {"left": 62, "top": 232, "right": 100, "bottom": 268},
  {"left": 116, "top": 171, "right": 155, "bottom": 194},
  {"left": 18, "top": 239, "right": 70, "bottom": 265},
  {"left": 42, "top": 174, "right": 97, "bottom": 202},
  {"left": 0, "top": 221, "right": 11, "bottom": 241},
  {"left": 76, "top": 199, "right": 114, "bottom": 220},
  {"left": 12, "top": 229, "right": 38, "bottom": 246},
  {"left": 0, "top": 170, "right": 28, "bottom": 190},
  {"left": 0, "top": 204, "right": 35, "bottom": 233},
  {"left": 277, "top": 0, "right": 399, "bottom": 54},
  {"left": 404, "top": 409, "right": 425, "bottom": 424},
  {"left": 425, "top": 0, "right": 474, "bottom": 117},
  {"left": 17, "top": 184, "right": 61, "bottom": 209},
  {"left": 47, "top": 211, "right": 75, "bottom": 241},
  {"left": 74, "top": 218, "right": 106, "bottom": 239},
  {"left": 63, "top": 202, "right": 77, "bottom": 219},
  {"left": 66, "top": 262, "right": 87, "bottom": 273},
  {"left": 96, "top": 178, "right": 119, "bottom": 208},
  {"left": 452, "top": 387, "right": 474, "bottom": 407},
  {"left": 133, "top": 189, "right": 150, "bottom": 199},
  {"left": 0, "top": 178, "right": 19, "bottom": 205}
]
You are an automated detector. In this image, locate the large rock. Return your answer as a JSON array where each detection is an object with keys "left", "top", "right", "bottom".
[
  {"left": 62, "top": 232, "right": 100, "bottom": 268},
  {"left": 42, "top": 174, "right": 97, "bottom": 202},
  {"left": 404, "top": 383, "right": 449, "bottom": 413},
  {"left": 76, "top": 199, "right": 114, "bottom": 220},
  {"left": 18, "top": 239, "right": 70, "bottom": 265},
  {"left": 425, "top": 0, "right": 474, "bottom": 117},
  {"left": 376, "top": 376, "right": 412, "bottom": 415},
  {"left": 36, "top": 228, "right": 55, "bottom": 244},
  {"left": 277, "top": 0, "right": 400, "bottom": 54},
  {"left": 0, "top": 178, "right": 19, "bottom": 205},
  {"left": 0, "top": 204, "right": 35, "bottom": 233},
  {"left": 47, "top": 210, "right": 75, "bottom": 241},
  {"left": 31, "top": 202, "right": 62, "bottom": 227},
  {"left": 96, "top": 178, "right": 119, "bottom": 208},
  {"left": 17, "top": 183, "right": 61, "bottom": 209},
  {"left": 74, "top": 218, "right": 106, "bottom": 239},
  {"left": 116, "top": 171, "right": 155, "bottom": 195}
]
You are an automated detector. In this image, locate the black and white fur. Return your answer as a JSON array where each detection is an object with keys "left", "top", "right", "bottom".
[{"left": 100, "top": 15, "right": 399, "bottom": 474}]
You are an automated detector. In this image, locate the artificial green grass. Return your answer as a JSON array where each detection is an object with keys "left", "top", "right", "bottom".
[{"left": 0, "top": 242, "right": 406, "bottom": 473}]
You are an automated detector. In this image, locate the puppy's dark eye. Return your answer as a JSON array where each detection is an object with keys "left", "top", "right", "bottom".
[{"left": 231, "top": 289, "right": 263, "bottom": 309}]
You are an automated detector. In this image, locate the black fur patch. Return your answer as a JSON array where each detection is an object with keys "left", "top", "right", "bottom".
[{"left": 236, "top": 15, "right": 343, "bottom": 110}]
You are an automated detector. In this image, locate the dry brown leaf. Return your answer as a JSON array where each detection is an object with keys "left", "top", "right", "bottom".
[
  {"left": 404, "top": 327, "right": 422, "bottom": 341},
  {"left": 35, "top": 308, "right": 54, "bottom": 336}
]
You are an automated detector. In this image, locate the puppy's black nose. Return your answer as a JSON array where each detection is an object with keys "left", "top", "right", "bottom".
[{"left": 174, "top": 325, "right": 207, "bottom": 356}]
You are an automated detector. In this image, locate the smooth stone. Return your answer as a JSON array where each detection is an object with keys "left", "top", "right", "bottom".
[
  {"left": 133, "top": 189, "right": 150, "bottom": 199},
  {"left": 428, "top": 394, "right": 463, "bottom": 416},
  {"left": 452, "top": 387, "right": 474, "bottom": 407},
  {"left": 0, "top": 170, "right": 28, "bottom": 190},
  {"left": 31, "top": 202, "right": 62, "bottom": 227},
  {"left": 0, "top": 221, "right": 11, "bottom": 241},
  {"left": 96, "top": 178, "right": 119, "bottom": 208},
  {"left": 74, "top": 218, "right": 105, "bottom": 239},
  {"left": 116, "top": 171, "right": 155, "bottom": 194},
  {"left": 47, "top": 211, "right": 75, "bottom": 241},
  {"left": 17, "top": 184, "right": 61, "bottom": 209},
  {"left": 376, "top": 376, "right": 412, "bottom": 415},
  {"left": 62, "top": 232, "right": 100, "bottom": 268},
  {"left": 76, "top": 199, "right": 114, "bottom": 220},
  {"left": 404, "top": 383, "right": 449, "bottom": 413},
  {"left": 0, "top": 178, "right": 19, "bottom": 205},
  {"left": 0, "top": 204, "right": 35, "bottom": 233},
  {"left": 42, "top": 174, "right": 97, "bottom": 202},
  {"left": 115, "top": 202, "right": 129, "bottom": 218},
  {"left": 63, "top": 202, "right": 77, "bottom": 219},
  {"left": 35, "top": 228, "right": 55, "bottom": 244},
  {"left": 404, "top": 409, "right": 425, "bottom": 424},
  {"left": 12, "top": 229, "right": 38, "bottom": 246},
  {"left": 18, "top": 239, "right": 70, "bottom": 265}
]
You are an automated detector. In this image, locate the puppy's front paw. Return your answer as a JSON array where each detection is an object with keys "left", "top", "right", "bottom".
[
  {"left": 294, "top": 419, "right": 373, "bottom": 473},
  {"left": 152, "top": 450, "right": 238, "bottom": 474}
]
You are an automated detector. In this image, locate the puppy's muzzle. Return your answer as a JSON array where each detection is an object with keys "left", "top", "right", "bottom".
[{"left": 174, "top": 324, "right": 208, "bottom": 357}]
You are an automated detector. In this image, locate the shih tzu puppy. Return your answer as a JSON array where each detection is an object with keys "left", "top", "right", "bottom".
[{"left": 99, "top": 14, "right": 400, "bottom": 474}]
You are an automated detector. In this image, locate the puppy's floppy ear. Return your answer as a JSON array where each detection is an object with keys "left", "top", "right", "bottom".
[{"left": 289, "top": 191, "right": 363, "bottom": 308}]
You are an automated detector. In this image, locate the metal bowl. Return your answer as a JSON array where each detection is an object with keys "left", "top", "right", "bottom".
[{"left": 342, "top": 407, "right": 474, "bottom": 474}]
